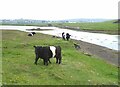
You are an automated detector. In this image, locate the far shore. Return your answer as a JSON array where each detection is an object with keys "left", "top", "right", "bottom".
[{"left": 79, "top": 29, "right": 118, "bottom": 35}]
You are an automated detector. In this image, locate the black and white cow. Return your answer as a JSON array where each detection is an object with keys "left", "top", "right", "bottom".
[
  {"left": 62, "top": 32, "right": 65, "bottom": 40},
  {"left": 33, "top": 46, "right": 62, "bottom": 65},
  {"left": 66, "top": 33, "right": 71, "bottom": 41},
  {"left": 28, "top": 32, "right": 36, "bottom": 36}
]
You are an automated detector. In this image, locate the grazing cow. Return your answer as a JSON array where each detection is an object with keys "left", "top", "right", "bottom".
[
  {"left": 31, "top": 32, "right": 36, "bottom": 35},
  {"left": 33, "top": 46, "right": 62, "bottom": 65},
  {"left": 62, "top": 32, "right": 65, "bottom": 40},
  {"left": 66, "top": 33, "right": 71, "bottom": 41},
  {"left": 28, "top": 32, "right": 36, "bottom": 36}
]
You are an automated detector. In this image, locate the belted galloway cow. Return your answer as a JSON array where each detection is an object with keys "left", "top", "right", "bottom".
[
  {"left": 28, "top": 32, "right": 36, "bottom": 36},
  {"left": 34, "top": 46, "right": 62, "bottom": 65},
  {"left": 66, "top": 33, "right": 71, "bottom": 41}
]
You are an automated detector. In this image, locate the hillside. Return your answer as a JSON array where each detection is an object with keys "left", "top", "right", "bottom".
[{"left": 2, "top": 30, "right": 118, "bottom": 85}]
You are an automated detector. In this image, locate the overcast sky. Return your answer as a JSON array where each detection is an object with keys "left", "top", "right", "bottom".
[{"left": 0, "top": 0, "right": 119, "bottom": 20}]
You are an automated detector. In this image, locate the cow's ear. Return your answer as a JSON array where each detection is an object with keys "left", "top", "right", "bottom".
[{"left": 33, "top": 46, "right": 36, "bottom": 48}]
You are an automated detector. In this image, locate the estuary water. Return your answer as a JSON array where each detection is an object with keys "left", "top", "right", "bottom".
[{"left": 0, "top": 25, "right": 119, "bottom": 51}]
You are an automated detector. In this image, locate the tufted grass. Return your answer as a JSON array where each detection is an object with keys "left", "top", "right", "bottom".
[{"left": 2, "top": 30, "right": 118, "bottom": 85}]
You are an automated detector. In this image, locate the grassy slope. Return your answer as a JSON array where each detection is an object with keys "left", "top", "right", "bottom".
[{"left": 2, "top": 30, "right": 118, "bottom": 85}]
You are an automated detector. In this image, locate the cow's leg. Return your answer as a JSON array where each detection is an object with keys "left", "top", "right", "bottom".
[
  {"left": 56, "top": 57, "right": 61, "bottom": 64},
  {"left": 56, "top": 58, "right": 58, "bottom": 64},
  {"left": 55, "top": 46, "right": 61, "bottom": 64},
  {"left": 43, "top": 59, "right": 46, "bottom": 65},
  {"left": 34, "top": 55, "right": 39, "bottom": 65},
  {"left": 56, "top": 55, "right": 62, "bottom": 64},
  {"left": 46, "top": 58, "right": 48, "bottom": 66},
  {"left": 66, "top": 37, "right": 68, "bottom": 41},
  {"left": 44, "top": 58, "right": 48, "bottom": 66},
  {"left": 48, "top": 59, "right": 51, "bottom": 64},
  {"left": 46, "top": 61, "right": 48, "bottom": 65},
  {"left": 68, "top": 38, "right": 69, "bottom": 41},
  {"left": 67, "top": 37, "right": 70, "bottom": 41},
  {"left": 58, "top": 57, "right": 61, "bottom": 64}
]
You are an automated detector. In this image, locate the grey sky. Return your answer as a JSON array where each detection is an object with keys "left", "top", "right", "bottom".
[{"left": 0, "top": 0, "right": 119, "bottom": 20}]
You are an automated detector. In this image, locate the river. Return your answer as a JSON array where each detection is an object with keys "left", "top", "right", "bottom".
[{"left": 0, "top": 25, "right": 119, "bottom": 51}]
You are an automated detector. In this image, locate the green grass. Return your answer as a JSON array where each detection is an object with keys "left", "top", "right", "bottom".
[
  {"left": 52, "top": 20, "right": 118, "bottom": 30},
  {"left": 52, "top": 20, "right": 119, "bottom": 34},
  {"left": 1, "top": 23, "right": 49, "bottom": 27},
  {"left": 2, "top": 30, "right": 118, "bottom": 85},
  {"left": 0, "top": 30, "right": 2, "bottom": 86}
]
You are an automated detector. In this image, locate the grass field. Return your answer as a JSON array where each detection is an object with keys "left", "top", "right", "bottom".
[
  {"left": 52, "top": 20, "right": 118, "bottom": 31},
  {"left": 1, "top": 20, "right": 118, "bottom": 31},
  {"left": 2, "top": 30, "right": 118, "bottom": 85},
  {"left": 0, "top": 30, "right": 2, "bottom": 86}
]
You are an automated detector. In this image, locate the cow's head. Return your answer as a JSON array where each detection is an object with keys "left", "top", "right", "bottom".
[{"left": 33, "top": 46, "right": 42, "bottom": 49}]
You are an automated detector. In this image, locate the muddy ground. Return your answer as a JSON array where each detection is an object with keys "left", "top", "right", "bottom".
[{"left": 73, "top": 40, "right": 119, "bottom": 66}]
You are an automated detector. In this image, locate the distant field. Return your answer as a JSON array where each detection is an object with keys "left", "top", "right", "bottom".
[
  {"left": 2, "top": 30, "right": 118, "bottom": 85},
  {"left": 1, "top": 20, "right": 118, "bottom": 34},
  {"left": 52, "top": 20, "right": 119, "bottom": 35},
  {"left": 1, "top": 23, "right": 48, "bottom": 27},
  {"left": 52, "top": 20, "right": 118, "bottom": 31}
]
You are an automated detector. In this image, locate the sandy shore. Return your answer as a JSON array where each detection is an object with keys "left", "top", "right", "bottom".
[{"left": 73, "top": 40, "right": 119, "bottom": 66}]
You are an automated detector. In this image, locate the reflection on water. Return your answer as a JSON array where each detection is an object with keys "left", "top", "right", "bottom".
[{"left": 0, "top": 26, "right": 119, "bottom": 51}]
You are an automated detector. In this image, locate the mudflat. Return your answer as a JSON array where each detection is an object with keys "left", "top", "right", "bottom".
[{"left": 74, "top": 40, "right": 119, "bottom": 66}]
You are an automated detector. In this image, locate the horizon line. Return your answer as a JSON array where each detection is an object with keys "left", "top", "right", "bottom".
[{"left": 0, "top": 18, "right": 117, "bottom": 21}]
